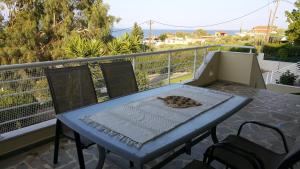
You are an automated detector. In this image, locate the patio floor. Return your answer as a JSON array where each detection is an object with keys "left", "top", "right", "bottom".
[{"left": 1, "top": 81, "right": 300, "bottom": 169}]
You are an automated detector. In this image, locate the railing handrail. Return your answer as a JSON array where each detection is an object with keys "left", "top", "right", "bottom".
[
  {"left": 0, "top": 44, "right": 255, "bottom": 71},
  {"left": 0, "top": 45, "right": 218, "bottom": 71},
  {"left": 272, "top": 61, "right": 300, "bottom": 73}
]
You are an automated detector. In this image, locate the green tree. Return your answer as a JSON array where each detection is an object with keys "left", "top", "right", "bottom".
[
  {"left": 131, "top": 22, "right": 144, "bottom": 41},
  {"left": 158, "top": 33, "right": 168, "bottom": 41},
  {"left": 108, "top": 33, "right": 144, "bottom": 55},
  {"left": 193, "top": 29, "right": 208, "bottom": 38},
  {"left": 0, "top": 0, "right": 118, "bottom": 64},
  {"left": 286, "top": 0, "right": 300, "bottom": 45}
]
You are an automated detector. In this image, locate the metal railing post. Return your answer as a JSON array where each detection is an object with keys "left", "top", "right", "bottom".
[
  {"left": 270, "top": 71, "right": 274, "bottom": 84},
  {"left": 204, "top": 48, "right": 208, "bottom": 64},
  {"left": 168, "top": 52, "right": 171, "bottom": 84},
  {"left": 265, "top": 72, "right": 269, "bottom": 84},
  {"left": 193, "top": 49, "right": 198, "bottom": 79},
  {"left": 218, "top": 46, "right": 221, "bottom": 52},
  {"left": 132, "top": 57, "right": 136, "bottom": 71}
]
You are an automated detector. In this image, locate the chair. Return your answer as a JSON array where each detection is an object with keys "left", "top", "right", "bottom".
[
  {"left": 100, "top": 61, "right": 138, "bottom": 99},
  {"left": 45, "top": 65, "right": 97, "bottom": 169},
  {"left": 199, "top": 121, "right": 300, "bottom": 169}
]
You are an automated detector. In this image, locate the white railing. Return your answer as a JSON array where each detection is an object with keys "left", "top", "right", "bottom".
[
  {"left": 266, "top": 61, "right": 300, "bottom": 84},
  {"left": 0, "top": 45, "right": 255, "bottom": 134}
]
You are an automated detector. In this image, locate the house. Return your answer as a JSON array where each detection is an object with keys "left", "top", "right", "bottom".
[
  {"left": 215, "top": 31, "right": 228, "bottom": 37},
  {"left": 251, "top": 26, "right": 277, "bottom": 35}
]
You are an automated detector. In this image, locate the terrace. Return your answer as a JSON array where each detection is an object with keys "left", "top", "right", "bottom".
[{"left": 0, "top": 45, "right": 300, "bottom": 169}]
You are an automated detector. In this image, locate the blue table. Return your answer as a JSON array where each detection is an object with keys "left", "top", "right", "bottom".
[{"left": 56, "top": 84, "right": 251, "bottom": 169}]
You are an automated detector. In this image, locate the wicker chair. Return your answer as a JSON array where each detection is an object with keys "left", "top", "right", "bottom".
[
  {"left": 45, "top": 65, "right": 97, "bottom": 169},
  {"left": 100, "top": 61, "right": 138, "bottom": 99},
  {"left": 187, "top": 121, "right": 300, "bottom": 169}
]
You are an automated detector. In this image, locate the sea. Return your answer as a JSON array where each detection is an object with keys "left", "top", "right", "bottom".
[{"left": 111, "top": 29, "right": 240, "bottom": 38}]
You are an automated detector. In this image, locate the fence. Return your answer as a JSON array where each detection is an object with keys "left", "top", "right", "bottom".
[
  {"left": 265, "top": 61, "right": 300, "bottom": 84},
  {"left": 0, "top": 45, "right": 255, "bottom": 135}
]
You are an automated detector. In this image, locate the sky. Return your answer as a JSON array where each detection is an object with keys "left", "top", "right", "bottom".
[{"left": 103, "top": 0, "right": 297, "bottom": 30}]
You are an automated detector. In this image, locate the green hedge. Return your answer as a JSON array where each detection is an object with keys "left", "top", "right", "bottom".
[
  {"left": 262, "top": 44, "right": 300, "bottom": 62},
  {"left": 229, "top": 43, "right": 257, "bottom": 54}
]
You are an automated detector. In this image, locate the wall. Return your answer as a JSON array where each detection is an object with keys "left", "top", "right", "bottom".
[
  {"left": 0, "top": 120, "right": 55, "bottom": 157},
  {"left": 188, "top": 51, "right": 266, "bottom": 89},
  {"left": 266, "top": 83, "right": 300, "bottom": 94},
  {"left": 218, "top": 52, "right": 253, "bottom": 85},
  {"left": 188, "top": 52, "right": 220, "bottom": 86}
]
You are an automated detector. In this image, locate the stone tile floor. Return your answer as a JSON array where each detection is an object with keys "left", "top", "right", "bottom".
[{"left": 1, "top": 81, "right": 300, "bottom": 169}]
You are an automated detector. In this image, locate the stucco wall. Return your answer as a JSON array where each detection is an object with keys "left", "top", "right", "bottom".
[
  {"left": 266, "top": 83, "right": 300, "bottom": 94},
  {"left": 188, "top": 51, "right": 266, "bottom": 89},
  {"left": 218, "top": 52, "right": 253, "bottom": 85}
]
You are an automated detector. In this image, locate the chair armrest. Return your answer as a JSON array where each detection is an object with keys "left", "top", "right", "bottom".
[
  {"left": 237, "top": 121, "right": 289, "bottom": 153},
  {"left": 204, "top": 142, "right": 264, "bottom": 169}
]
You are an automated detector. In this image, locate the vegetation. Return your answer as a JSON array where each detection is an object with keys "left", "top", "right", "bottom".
[
  {"left": 0, "top": 0, "right": 150, "bottom": 64},
  {"left": 262, "top": 43, "right": 300, "bottom": 62},
  {"left": 193, "top": 29, "right": 208, "bottom": 38},
  {"left": 286, "top": 0, "right": 300, "bottom": 45},
  {"left": 276, "top": 70, "right": 299, "bottom": 86},
  {"left": 158, "top": 34, "right": 168, "bottom": 41}
]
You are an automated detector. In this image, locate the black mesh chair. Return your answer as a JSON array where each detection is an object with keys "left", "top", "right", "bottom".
[
  {"left": 45, "top": 65, "right": 97, "bottom": 169},
  {"left": 100, "top": 61, "right": 138, "bottom": 99},
  {"left": 187, "top": 121, "right": 300, "bottom": 169}
]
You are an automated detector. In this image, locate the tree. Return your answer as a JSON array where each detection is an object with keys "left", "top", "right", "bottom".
[
  {"left": 193, "top": 29, "right": 208, "bottom": 38},
  {"left": 286, "top": 0, "right": 300, "bottom": 45},
  {"left": 0, "top": 0, "right": 118, "bottom": 64},
  {"left": 158, "top": 34, "right": 168, "bottom": 41},
  {"left": 131, "top": 22, "right": 144, "bottom": 41},
  {"left": 108, "top": 33, "right": 144, "bottom": 55}
]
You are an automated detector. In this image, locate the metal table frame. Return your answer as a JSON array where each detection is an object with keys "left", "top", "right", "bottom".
[{"left": 57, "top": 84, "right": 251, "bottom": 169}]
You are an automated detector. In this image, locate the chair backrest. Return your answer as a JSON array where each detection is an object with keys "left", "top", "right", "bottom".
[
  {"left": 100, "top": 61, "right": 138, "bottom": 98},
  {"left": 45, "top": 65, "right": 98, "bottom": 114},
  {"left": 277, "top": 143, "right": 300, "bottom": 169}
]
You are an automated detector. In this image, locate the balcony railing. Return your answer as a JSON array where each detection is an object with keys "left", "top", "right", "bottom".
[
  {"left": 265, "top": 61, "right": 300, "bottom": 84},
  {"left": 0, "top": 45, "right": 254, "bottom": 137}
]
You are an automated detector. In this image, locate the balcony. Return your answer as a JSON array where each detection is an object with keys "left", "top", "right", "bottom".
[{"left": 0, "top": 45, "right": 300, "bottom": 169}]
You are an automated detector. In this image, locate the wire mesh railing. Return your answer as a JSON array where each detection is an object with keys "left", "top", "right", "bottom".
[
  {"left": 266, "top": 61, "right": 300, "bottom": 84},
  {"left": 0, "top": 45, "right": 254, "bottom": 135}
]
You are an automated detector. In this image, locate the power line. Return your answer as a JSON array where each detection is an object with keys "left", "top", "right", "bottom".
[
  {"left": 152, "top": 1, "right": 275, "bottom": 28},
  {"left": 112, "top": 0, "right": 295, "bottom": 32},
  {"left": 281, "top": 0, "right": 295, "bottom": 5},
  {"left": 111, "top": 20, "right": 149, "bottom": 32}
]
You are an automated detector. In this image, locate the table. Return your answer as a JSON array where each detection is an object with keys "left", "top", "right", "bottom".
[{"left": 56, "top": 84, "right": 251, "bottom": 169}]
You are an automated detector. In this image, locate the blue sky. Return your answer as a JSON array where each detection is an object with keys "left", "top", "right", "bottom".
[{"left": 103, "top": 0, "right": 297, "bottom": 30}]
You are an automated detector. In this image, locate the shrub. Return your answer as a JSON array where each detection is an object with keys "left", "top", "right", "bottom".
[
  {"left": 262, "top": 44, "right": 300, "bottom": 62},
  {"left": 229, "top": 43, "right": 257, "bottom": 53},
  {"left": 276, "top": 70, "right": 299, "bottom": 86}
]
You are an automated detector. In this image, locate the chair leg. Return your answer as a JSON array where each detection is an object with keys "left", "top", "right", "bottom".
[
  {"left": 74, "top": 131, "right": 86, "bottom": 169},
  {"left": 130, "top": 161, "right": 134, "bottom": 168},
  {"left": 53, "top": 120, "right": 62, "bottom": 164},
  {"left": 210, "top": 126, "right": 219, "bottom": 143}
]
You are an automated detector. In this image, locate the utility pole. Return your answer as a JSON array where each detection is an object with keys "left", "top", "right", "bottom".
[
  {"left": 268, "top": 0, "right": 280, "bottom": 43},
  {"left": 266, "top": 10, "right": 273, "bottom": 43},
  {"left": 148, "top": 20, "right": 153, "bottom": 47},
  {"left": 240, "top": 23, "right": 243, "bottom": 34}
]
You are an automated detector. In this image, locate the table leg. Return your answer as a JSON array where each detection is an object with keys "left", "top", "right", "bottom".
[
  {"left": 95, "top": 145, "right": 106, "bottom": 169},
  {"left": 210, "top": 126, "right": 219, "bottom": 143},
  {"left": 129, "top": 161, "right": 143, "bottom": 169}
]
